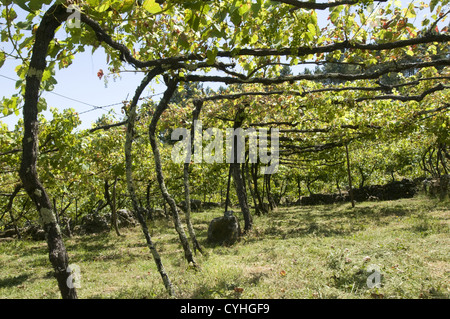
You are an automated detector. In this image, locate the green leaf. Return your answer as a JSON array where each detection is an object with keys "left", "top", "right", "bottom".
[
  {"left": 42, "top": 69, "right": 52, "bottom": 82},
  {"left": 37, "top": 97, "right": 47, "bottom": 112},
  {"left": 86, "top": 0, "right": 100, "bottom": 6},
  {"left": 249, "top": 33, "right": 258, "bottom": 45},
  {"left": 238, "top": 3, "right": 251, "bottom": 15},
  {"left": 0, "top": 51, "right": 5, "bottom": 69},
  {"left": 330, "top": 6, "right": 342, "bottom": 23},
  {"left": 143, "top": 0, "right": 161, "bottom": 14},
  {"left": 251, "top": 2, "right": 261, "bottom": 15},
  {"left": 405, "top": 6, "right": 416, "bottom": 19},
  {"left": 96, "top": 0, "right": 112, "bottom": 13},
  {"left": 13, "top": 0, "right": 32, "bottom": 13},
  {"left": 206, "top": 47, "right": 218, "bottom": 65},
  {"left": 430, "top": 0, "right": 439, "bottom": 12},
  {"left": 28, "top": 0, "right": 47, "bottom": 11},
  {"left": 307, "top": 23, "right": 316, "bottom": 37},
  {"left": 177, "top": 33, "right": 190, "bottom": 50},
  {"left": 230, "top": 10, "right": 242, "bottom": 26},
  {"left": 3, "top": 96, "right": 19, "bottom": 116}
]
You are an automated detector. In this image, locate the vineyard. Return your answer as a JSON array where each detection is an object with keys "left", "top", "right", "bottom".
[{"left": 0, "top": 0, "right": 449, "bottom": 299}]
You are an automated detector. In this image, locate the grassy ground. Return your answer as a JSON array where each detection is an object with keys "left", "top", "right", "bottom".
[{"left": 0, "top": 196, "right": 448, "bottom": 299}]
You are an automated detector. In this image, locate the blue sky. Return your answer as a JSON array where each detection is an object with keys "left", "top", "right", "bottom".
[{"left": 1, "top": 37, "right": 163, "bottom": 130}]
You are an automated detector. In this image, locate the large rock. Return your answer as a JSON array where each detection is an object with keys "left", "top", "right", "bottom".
[
  {"left": 422, "top": 175, "right": 449, "bottom": 199},
  {"left": 177, "top": 199, "right": 202, "bottom": 212},
  {"left": 78, "top": 213, "right": 109, "bottom": 235},
  {"left": 297, "top": 179, "right": 418, "bottom": 206},
  {"left": 146, "top": 207, "right": 168, "bottom": 220},
  {"left": 116, "top": 209, "right": 137, "bottom": 227},
  {"left": 207, "top": 211, "right": 241, "bottom": 245},
  {"left": 22, "top": 222, "right": 46, "bottom": 241},
  {"left": 0, "top": 228, "right": 17, "bottom": 239},
  {"left": 202, "top": 201, "right": 221, "bottom": 210},
  {"left": 353, "top": 179, "right": 417, "bottom": 201}
]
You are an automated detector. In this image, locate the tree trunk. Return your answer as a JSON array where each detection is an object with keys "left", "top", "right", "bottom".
[
  {"left": 18, "top": 4, "right": 76, "bottom": 299},
  {"left": 357, "top": 166, "right": 366, "bottom": 189},
  {"left": 277, "top": 178, "right": 287, "bottom": 206},
  {"left": 75, "top": 198, "right": 79, "bottom": 225},
  {"left": 246, "top": 160, "right": 259, "bottom": 215},
  {"left": 232, "top": 162, "right": 253, "bottom": 232},
  {"left": 306, "top": 179, "right": 313, "bottom": 196},
  {"left": 183, "top": 163, "right": 204, "bottom": 255},
  {"left": 6, "top": 184, "right": 23, "bottom": 239},
  {"left": 146, "top": 180, "right": 153, "bottom": 221},
  {"left": 231, "top": 110, "right": 252, "bottom": 232},
  {"left": 265, "top": 174, "right": 276, "bottom": 210},
  {"left": 297, "top": 175, "right": 302, "bottom": 201},
  {"left": 124, "top": 68, "right": 174, "bottom": 296},
  {"left": 336, "top": 178, "right": 342, "bottom": 196},
  {"left": 149, "top": 78, "right": 196, "bottom": 267},
  {"left": 105, "top": 179, "right": 121, "bottom": 236},
  {"left": 182, "top": 100, "right": 204, "bottom": 255},
  {"left": 225, "top": 164, "right": 232, "bottom": 212},
  {"left": 345, "top": 144, "right": 355, "bottom": 208},
  {"left": 252, "top": 162, "right": 266, "bottom": 214}
]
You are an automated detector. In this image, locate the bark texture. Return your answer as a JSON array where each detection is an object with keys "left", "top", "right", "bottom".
[
  {"left": 148, "top": 78, "right": 196, "bottom": 266},
  {"left": 124, "top": 68, "right": 175, "bottom": 296},
  {"left": 231, "top": 110, "right": 253, "bottom": 232},
  {"left": 18, "top": 4, "right": 76, "bottom": 299},
  {"left": 183, "top": 100, "right": 204, "bottom": 255}
]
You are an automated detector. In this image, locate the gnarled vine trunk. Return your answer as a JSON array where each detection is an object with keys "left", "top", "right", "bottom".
[
  {"left": 124, "top": 68, "right": 175, "bottom": 296},
  {"left": 18, "top": 4, "right": 76, "bottom": 299},
  {"left": 149, "top": 78, "right": 196, "bottom": 267},
  {"left": 231, "top": 109, "right": 253, "bottom": 232},
  {"left": 183, "top": 100, "right": 204, "bottom": 255},
  {"left": 105, "top": 178, "right": 121, "bottom": 236}
]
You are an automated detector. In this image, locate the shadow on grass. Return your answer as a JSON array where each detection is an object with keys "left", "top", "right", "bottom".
[
  {"left": 190, "top": 277, "right": 243, "bottom": 299},
  {"left": 66, "top": 232, "right": 126, "bottom": 263},
  {"left": 0, "top": 273, "right": 31, "bottom": 288},
  {"left": 253, "top": 202, "right": 418, "bottom": 240},
  {"left": 349, "top": 205, "right": 411, "bottom": 217}
]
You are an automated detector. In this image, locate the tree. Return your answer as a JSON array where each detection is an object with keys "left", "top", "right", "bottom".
[{"left": 1, "top": 0, "right": 449, "bottom": 298}]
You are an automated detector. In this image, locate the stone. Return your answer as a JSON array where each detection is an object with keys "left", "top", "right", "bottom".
[
  {"left": 178, "top": 199, "right": 203, "bottom": 212},
  {"left": 22, "top": 222, "right": 46, "bottom": 241},
  {"left": 78, "top": 213, "right": 109, "bottom": 235},
  {"left": 116, "top": 209, "right": 137, "bottom": 227},
  {"left": 207, "top": 211, "right": 241, "bottom": 245},
  {"left": 202, "top": 202, "right": 221, "bottom": 209},
  {"left": 296, "top": 179, "right": 418, "bottom": 206},
  {"left": 146, "top": 207, "right": 167, "bottom": 220},
  {"left": 0, "top": 228, "right": 17, "bottom": 238}
]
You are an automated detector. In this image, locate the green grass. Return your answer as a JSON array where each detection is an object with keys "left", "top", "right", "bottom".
[{"left": 0, "top": 196, "right": 449, "bottom": 299}]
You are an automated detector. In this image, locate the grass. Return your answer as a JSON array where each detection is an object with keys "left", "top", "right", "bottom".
[{"left": 0, "top": 196, "right": 448, "bottom": 299}]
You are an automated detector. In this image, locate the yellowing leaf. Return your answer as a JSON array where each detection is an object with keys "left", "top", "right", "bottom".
[
  {"left": 96, "top": 0, "right": 111, "bottom": 13},
  {"left": 307, "top": 23, "right": 316, "bottom": 36},
  {"left": 238, "top": 3, "right": 251, "bottom": 15},
  {"left": 86, "top": 0, "right": 100, "bottom": 6},
  {"left": 249, "top": 33, "right": 258, "bottom": 45},
  {"left": 143, "top": 0, "right": 161, "bottom": 14}
]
